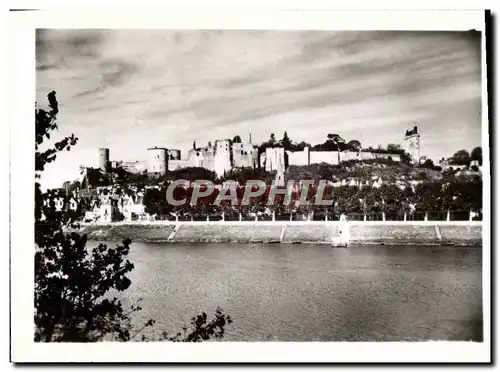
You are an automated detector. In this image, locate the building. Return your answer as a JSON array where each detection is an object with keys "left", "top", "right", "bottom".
[
  {"left": 86, "top": 132, "right": 408, "bottom": 183},
  {"left": 232, "top": 134, "right": 259, "bottom": 169},
  {"left": 188, "top": 141, "right": 216, "bottom": 170},
  {"left": 185, "top": 136, "right": 259, "bottom": 176},
  {"left": 69, "top": 196, "right": 78, "bottom": 211},
  {"left": 119, "top": 193, "right": 146, "bottom": 221},
  {"left": 214, "top": 139, "right": 232, "bottom": 178},
  {"left": 403, "top": 125, "right": 420, "bottom": 164},
  {"left": 147, "top": 147, "right": 168, "bottom": 175},
  {"left": 99, "top": 148, "right": 110, "bottom": 173},
  {"left": 99, "top": 199, "right": 115, "bottom": 223},
  {"left": 264, "top": 147, "right": 287, "bottom": 172}
]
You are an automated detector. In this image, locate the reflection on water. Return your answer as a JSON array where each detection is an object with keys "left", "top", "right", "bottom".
[{"left": 94, "top": 242, "right": 482, "bottom": 341}]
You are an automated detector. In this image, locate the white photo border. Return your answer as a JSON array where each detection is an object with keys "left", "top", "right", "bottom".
[{"left": 8, "top": 8, "right": 491, "bottom": 363}]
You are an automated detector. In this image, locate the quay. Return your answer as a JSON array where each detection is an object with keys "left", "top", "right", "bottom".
[{"left": 70, "top": 220, "right": 483, "bottom": 246}]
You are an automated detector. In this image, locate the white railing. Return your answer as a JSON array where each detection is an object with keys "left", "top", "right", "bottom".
[{"left": 79, "top": 217, "right": 483, "bottom": 227}]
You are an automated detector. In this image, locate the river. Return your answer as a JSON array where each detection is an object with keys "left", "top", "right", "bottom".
[{"left": 94, "top": 241, "right": 483, "bottom": 341}]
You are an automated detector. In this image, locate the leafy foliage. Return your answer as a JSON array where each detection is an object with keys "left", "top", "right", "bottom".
[
  {"left": 35, "top": 92, "right": 78, "bottom": 175},
  {"left": 450, "top": 149, "right": 471, "bottom": 166},
  {"left": 222, "top": 167, "right": 276, "bottom": 185},
  {"left": 471, "top": 146, "right": 482, "bottom": 166},
  {"left": 159, "top": 307, "right": 232, "bottom": 342},
  {"left": 347, "top": 140, "right": 362, "bottom": 152},
  {"left": 35, "top": 92, "right": 231, "bottom": 342}
]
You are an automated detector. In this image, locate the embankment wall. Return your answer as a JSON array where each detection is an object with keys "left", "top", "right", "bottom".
[{"left": 74, "top": 221, "right": 483, "bottom": 246}]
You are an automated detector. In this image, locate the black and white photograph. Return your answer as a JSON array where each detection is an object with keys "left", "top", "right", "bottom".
[{"left": 9, "top": 8, "right": 490, "bottom": 363}]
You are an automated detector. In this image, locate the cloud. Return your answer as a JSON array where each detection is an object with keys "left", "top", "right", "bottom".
[
  {"left": 36, "top": 29, "right": 104, "bottom": 69},
  {"left": 36, "top": 30, "right": 482, "bottom": 188},
  {"left": 72, "top": 59, "right": 138, "bottom": 98}
]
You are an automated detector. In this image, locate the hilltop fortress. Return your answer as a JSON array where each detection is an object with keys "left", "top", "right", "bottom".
[{"left": 95, "top": 130, "right": 409, "bottom": 179}]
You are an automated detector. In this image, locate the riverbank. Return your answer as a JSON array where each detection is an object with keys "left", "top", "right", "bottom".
[{"left": 68, "top": 221, "right": 483, "bottom": 246}]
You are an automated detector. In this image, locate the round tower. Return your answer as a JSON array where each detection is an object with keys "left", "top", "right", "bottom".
[
  {"left": 99, "top": 148, "right": 110, "bottom": 172},
  {"left": 147, "top": 147, "right": 168, "bottom": 175}
]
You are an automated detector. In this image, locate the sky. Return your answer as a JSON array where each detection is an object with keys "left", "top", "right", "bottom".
[{"left": 36, "top": 29, "right": 482, "bottom": 189}]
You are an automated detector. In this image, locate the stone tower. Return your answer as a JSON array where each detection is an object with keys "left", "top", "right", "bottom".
[
  {"left": 214, "top": 139, "right": 232, "bottom": 178},
  {"left": 404, "top": 125, "right": 420, "bottom": 164},
  {"left": 99, "top": 148, "right": 110, "bottom": 173},
  {"left": 146, "top": 147, "right": 168, "bottom": 175}
]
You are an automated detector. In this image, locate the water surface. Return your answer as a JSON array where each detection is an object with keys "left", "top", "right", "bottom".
[{"left": 96, "top": 241, "right": 483, "bottom": 341}]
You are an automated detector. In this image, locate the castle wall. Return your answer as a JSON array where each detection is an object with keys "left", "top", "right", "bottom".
[
  {"left": 372, "top": 153, "right": 402, "bottom": 162},
  {"left": 287, "top": 148, "right": 310, "bottom": 166},
  {"left": 121, "top": 161, "right": 147, "bottom": 174},
  {"left": 98, "top": 138, "right": 405, "bottom": 179},
  {"left": 265, "top": 147, "right": 286, "bottom": 172},
  {"left": 309, "top": 151, "right": 339, "bottom": 165},
  {"left": 339, "top": 151, "right": 360, "bottom": 162},
  {"left": 360, "top": 152, "right": 375, "bottom": 160},
  {"left": 168, "top": 159, "right": 191, "bottom": 171}
]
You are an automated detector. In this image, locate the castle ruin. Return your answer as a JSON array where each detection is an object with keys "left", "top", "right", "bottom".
[{"left": 92, "top": 131, "right": 407, "bottom": 180}]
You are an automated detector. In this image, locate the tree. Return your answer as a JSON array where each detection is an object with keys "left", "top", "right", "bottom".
[
  {"left": 471, "top": 146, "right": 482, "bottom": 166},
  {"left": 347, "top": 140, "right": 362, "bottom": 152},
  {"left": 326, "top": 133, "right": 345, "bottom": 161},
  {"left": 379, "top": 184, "right": 406, "bottom": 215},
  {"left": 442, "top": 178, "right": 482, "bottom": 213},
  {"left": 332, "top": 186, "right": 359, "bottom": 215},
  {"left": 327, "top": 133, "right": 345, "bottom": 143},
  {"left": 269, "top": 133, "right": 276, "bottom": 144},
  {"left": 450, "top": 149, "right": 471, "bottom": 166},
  {"left": 168, "top": 167, "right": 217, "bottom": 183},
  {"left": 290, "top": 141, "right": 310, "bottom": 152},
  {"left": 280, "top": 131, "right": 292, "bottom": 151},
  {"left": 35, "top": 92, "right": 231, "bottom": 342},
  {"left": 258, "top": 133, "right": 279, "bottom": 151},
  {"left": 223, "top": 168, "right": 274, "bottom": 185},
  {"left": 421, "top": 158, "right": 435, "bottom": 169},
  {"left": 399, "top": 151, "right": 413, "bottom": 165},
  {"left": 82, "top": 167, "right": 110, "bottom": 188},
  {"left": 232, "top": 135, "right": 242, "bottom": 143},
  {"left": 142, "top": 188, "right": 166, "bottom": 216},
  {"left": 67, "top": 180, "right": 81, "bottom": 194},
  {"left": 414, "top": 182, "right": 442, "bottom": 211},
  {"left": 387, "top": 143, "right": 401, "bottom": 152}
]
